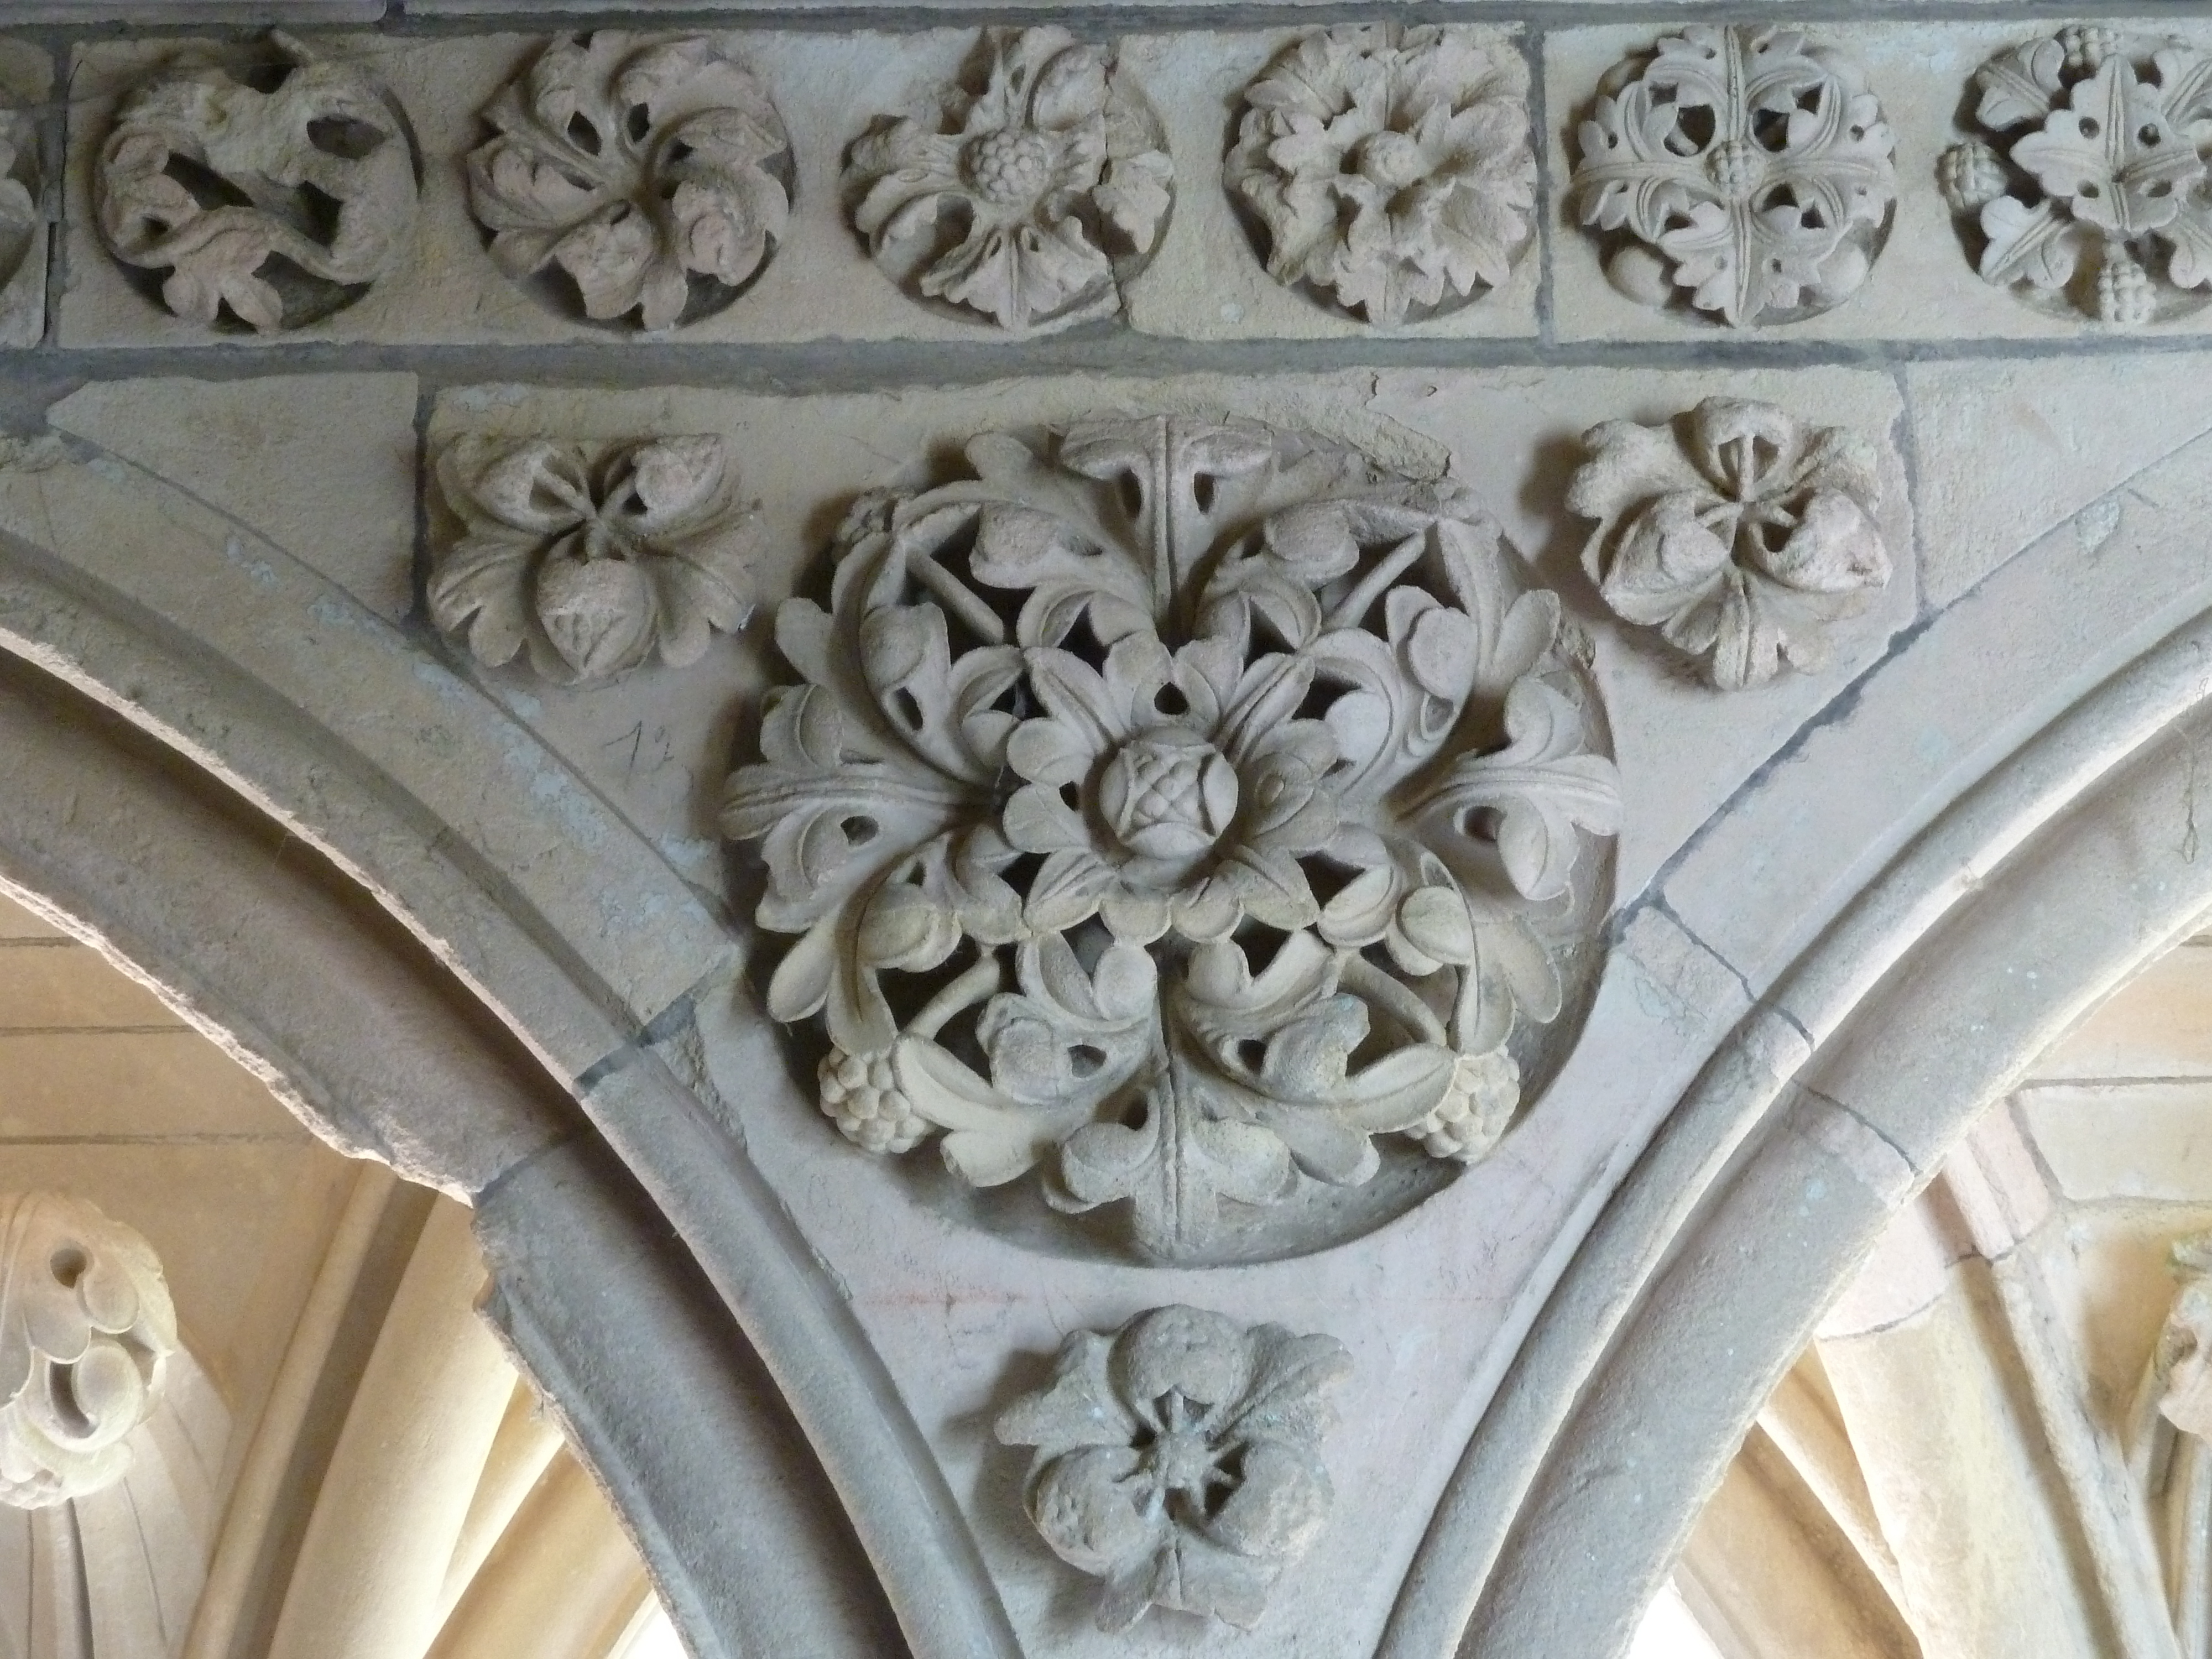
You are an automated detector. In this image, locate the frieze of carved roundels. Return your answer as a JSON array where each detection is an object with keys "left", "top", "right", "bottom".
[
  {"left": 1570, "top": 25, "right": 1896, "bottom": 327},
  {"left": 995, "top": 1305, "right": 1350, "bottom": 1631},
  {"left": 1224, "top": 25, "right": 1535, "bottom": 326},
  {"left": 467, "top": 34, "right": 792, "bottom": 331},
  {"left": 93, "top": 32, "right": 419, "bottom": 333},
  {"left": 722, "top": 414, "right": 1620, "bottom": 1262},
  {"left": 1567, "top": 397, "right": 1891, "bottom": 691},
  {"left": 843, "top": 27, "right": 1173, "bottom": 330},
  {"left": 0, "top": 1193, "right": 177, "bottom": 1510},
  {"left": 430, "top": 434, "right": 759, "bottom": 684},
  {"left": 1939, "top": 27, "right": 2212, "bottom": 326}
]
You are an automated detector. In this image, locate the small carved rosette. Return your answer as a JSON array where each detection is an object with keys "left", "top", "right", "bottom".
[
  {"left": 995, "top": 1305, "right": 1350, "bottom": 1631},
  {"left": 467, "top": 34, "right": 792, "bottom": 331},
  {"left": 1567, "top": 398, "right": 1891, "bottom": 691},
  {"left": 94, "top": 33, "right": 419, "bottom": 333},
  {"left": 1939, "top": 28, "right": 2212, "bottom": 326},
  {"left": 843, "top": 27, "right": 1173, "bottom": 330},
  {"left": 1571, "top": 25, "right": 1896, "bottom": 327},
  {"left": 722, "top": 415, "right": 1620, "bottom": 1260},
  {"left": 1227, "top": 25, "right": 1535, "bottom": 326},
  {"left": 430, "top": 435, "right": 758, "bottom": 684},
  {"left": 0, "top": 1194, "right": 176, "bottom": 1510}
]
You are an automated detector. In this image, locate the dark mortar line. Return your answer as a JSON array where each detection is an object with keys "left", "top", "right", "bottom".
[{"left": 1798, "top": 1077, "right": 1923, "bottom": 1180}]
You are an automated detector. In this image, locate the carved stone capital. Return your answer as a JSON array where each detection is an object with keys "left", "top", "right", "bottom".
[{"left": 0, "top": 1193, "right": 176, "bottom": 1510}]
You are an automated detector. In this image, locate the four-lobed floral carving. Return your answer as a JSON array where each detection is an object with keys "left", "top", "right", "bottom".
[
  {"left": 431, "top": 434, "right": 758, "bottom": 684},
  {"left": 94, "top": 32, "right": 418, "bottom": 332},
  {"left": 1571, "top": 25, "right": 1896, "bottom": 327},
  {"left": 995, "top": 1304, "right": 1350, "bottom": 1630},
  {"left": 467, "top": 34, "right": 792, "bottom": 331},
  {"left": 1939, "top": 27, "right": 2212, "bottom": 326},
  {"left": 1567, "top": 397, "right": 1891, "bottom": 691},
  {"left": 722, "top": 414, "right": 1619, "bottom": 1260},
  {"left": 0, "top": 1193, "right": 176, "bottom": 1510},
  {"left": 843, "top": 27, "right": 1173, "bottom": 330},
  {"left": 1225, "top": 25, "right": 1535, "bottom": 326}
]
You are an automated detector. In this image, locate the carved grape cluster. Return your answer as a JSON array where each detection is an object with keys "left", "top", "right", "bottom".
[{"left": 722, "top": 414, "right": 1619, "bottom": 1260}]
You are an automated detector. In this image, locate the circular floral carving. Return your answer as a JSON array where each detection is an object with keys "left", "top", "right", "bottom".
[
  {"left": 0, "top": 1194, "right": 176, "bottom": 1510},
  {"left": 721, "top": 415, "right": 1619, "bottom": 1261},
  {"left": 1567, "top": 397, "right": 1891, "bottom": 691},
  {"left": 995, "top": 1305, "right": 1350, "bottom": 1631},
  {"left": 94, "top": 32, "right": 419, "bottom": 333},
  {"left": 467, "top": 34, "right": 791, "bottom": 332},
  {"left": 1939, "top": 28, "right": 2212, "bottom": 326},
  {"left": 430, "top": 434, "right": 758, "bottom": 684},
  {"left": 843, "top": 27, "right": 1173, "bottom": 330},
  {"left": 1570, "top": 25, "right": 1896, "bottom": 327},
  {"left": 1225, "top": 24, "right": 1535, "bottom": 326}
]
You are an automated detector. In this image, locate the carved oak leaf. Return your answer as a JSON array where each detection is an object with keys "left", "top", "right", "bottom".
[
  {"left": 468, "top": 34, "right": 790, "bottom": 331},
  {"left": 844, "top": 27, "right": 1172, "bottom": 330},
  {"left": 722, "top": 415, "right": 1617, "bottom": 1260},
  {"left": 95, "top": 33, "right": 417, "bottom": 333},
  {"left": 0, "top": 1194, "right": 176, "bottom": 1510},
  {"left": 1227, "top": 24, "right": 1534, "bottom": 325},
  {"left": 1572, "top": 25, "right": 1895, "bottom": 327},
  {"left": 431, "top": 434, "right": 757, "bottom": 684},
  {"left": 1948, "top": 29, "right": 2212, "bottom": 325},
  {"left": 1568, "top": 396, "right": 1891, "bottom": 691},
  {"left": 997, "top": 1305, "right": 1349, "bottom": 1631}
]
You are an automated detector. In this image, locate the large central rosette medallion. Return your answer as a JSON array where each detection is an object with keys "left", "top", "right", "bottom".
[{"left": 722, "top": 416, "right": 1620, "bottom": 1261}]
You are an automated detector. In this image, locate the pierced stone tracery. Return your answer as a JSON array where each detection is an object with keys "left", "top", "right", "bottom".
[{"left": 721, "top": 413, "right": 1619, "bottom": 1261}]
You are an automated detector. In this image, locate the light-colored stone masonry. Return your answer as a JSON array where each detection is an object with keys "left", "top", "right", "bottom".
[{"left": 6, "top": 7, "right": 2212, "bottom": 1659}]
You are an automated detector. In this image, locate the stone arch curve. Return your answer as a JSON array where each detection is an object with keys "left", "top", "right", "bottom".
[
  {"left": 0, "top": 458, "right": 1019, "bottom": 1656},
  {"left": 1386, "top": 585, "right": 2212, "bottom": 1652}
]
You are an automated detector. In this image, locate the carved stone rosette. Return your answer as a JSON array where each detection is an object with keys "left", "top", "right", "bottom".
[
  {"left": 842, "top": 27, "right": 1173, "bottom": 331},
  {"left": 1939, "top": 27, "right": 2212, "bottom": 326},
  {"left": 995, "top": 1305, "right": 1349, "bottom": 1631},
  {"left": 1570, "top": 25, "right": 1896, "bottom": 327},
  {"left": 1567, "top": 397, "right": 1891, "bottom": 691},
  {"left": 93, "top": 32, "right": 419, "bottom": 333},
  {"left": 430, "top": 434, "right": 758, "bottom": 684},
  {"left": 722, "top": 414, "right": 1620, "bottom": 1261},
  {"left": 0, "top": 1194, "right": 176, "bottom": 1510},
  {"left": 0, "top": 101, "right": 38, "bottom": 347},
  {"left": 1226, "top": 25, "right": 1535, "bottom": 326},
  {"left": 467, "top": 34, "right": 792, "bottom": 331}
]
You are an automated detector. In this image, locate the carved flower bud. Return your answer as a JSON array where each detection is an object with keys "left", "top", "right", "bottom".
[
  {"left": 817, "top": 1047, "right": 929, "bottom": 1154},
  {"left": 1937, "top": 139, "right": 2006, "bottom": 214},
  {"left": 1704, "top": 137, "right": 1767, "bottom": 201},
  {"left": 2097, "top": 241, "right": 2156, "bottom": 326},
  {"left": 2060, "top": 24, "right": 2120, "bottom": 76},
  {"left": 1098, "top": 732, "right": 1240, "bottom": 860},
  {"left": 1411, "top": 1048, "right": 1519, "bottom": 1162},
  {"left": 0, "top": 1194, "right": 177, "bottom": 1510},
  {"left": 964, "top": 129, "right": 1054, "bottom": 208}
]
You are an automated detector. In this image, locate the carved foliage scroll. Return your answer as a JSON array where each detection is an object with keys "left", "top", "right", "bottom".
[
  {"left": 1940, "top": 27, "right": 2212, "bottom": 325},
  {"left": 1571, "top": 25, "right": 1896, "bottom": 326},
  {"left": 843, "top": 27, "right": 1173, "bottom": 330},
  {"left": 0, "top": 1194, "right": 176, "bottom": 1510},
  {"left": 431, "top": 434, "right": 758, "bottom": 684},
  {"left": 995, "top": 1305, "right": 1349, "bottom": 1631},
  {"left": 722, "top": 415, "right": 1619, "bottom": 1261},
  {"left": 1227, "top": 25, "right": 1535, "bottom": 326},
  {"left": 95, "top": 32, "right": 419, "bottom": 332},
  {"left": 1568, "top": 397, "right": 1891, "bottom": 690},
  {"left": 468, "top": 34, "right": 792, "bottom": 331}
]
